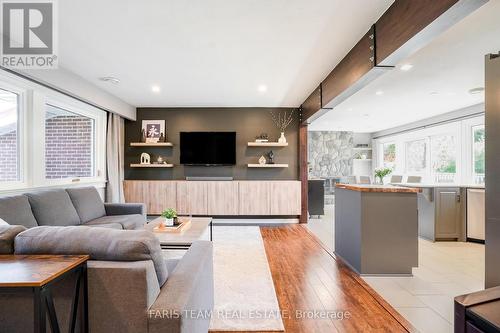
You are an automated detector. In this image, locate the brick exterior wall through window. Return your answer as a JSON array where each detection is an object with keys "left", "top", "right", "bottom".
[
  {"left": 0, "top": 130, "right": 18, "bottom": 181},
  {"left": 45, "top": 115, "right": 94, "bottom": 179}
]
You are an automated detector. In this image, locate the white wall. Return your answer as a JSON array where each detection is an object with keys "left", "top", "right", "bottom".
[{"left": 16, "top": 67, "right": 136, "bottom": 120}]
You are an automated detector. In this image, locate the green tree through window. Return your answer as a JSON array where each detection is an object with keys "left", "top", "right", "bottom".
[{"left": 473, "top": 126, "right": 485, "bottom": 175}]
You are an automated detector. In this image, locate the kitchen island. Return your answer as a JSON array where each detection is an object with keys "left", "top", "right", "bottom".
[{"left": 335, "top": 184, "right": 420, "bottom": 275}]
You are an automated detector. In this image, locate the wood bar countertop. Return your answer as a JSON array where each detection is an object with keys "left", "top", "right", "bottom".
[
  {"left": 335, "top": 183, "right": 422, "bottom": 193},
  {"left": 392, "top": 183, "right": 485, "bottom": 189},
  {"left": 0, "top": 255, "right": 89, "bottom": 287}
]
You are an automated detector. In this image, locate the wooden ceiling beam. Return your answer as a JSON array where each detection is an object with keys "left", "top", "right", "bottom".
[{"left": 299, "top": 0, "right": 488, "bottom": 124}]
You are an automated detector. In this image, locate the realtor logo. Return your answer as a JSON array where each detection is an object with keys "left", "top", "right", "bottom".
[{"left": 0, "top": 0, "right": 58, "bottom": 68}]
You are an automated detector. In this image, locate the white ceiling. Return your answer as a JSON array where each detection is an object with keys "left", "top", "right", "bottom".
[
  {"left": 310, "top": 0, "right": 500, "bottom": 133},
  {"left": 55, "top": 0, "right": 393, "bottom": 107}
]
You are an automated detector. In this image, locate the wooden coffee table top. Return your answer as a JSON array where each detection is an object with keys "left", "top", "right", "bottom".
[{"left": 0, "top": 255, "right": 89, "bottom": 287}]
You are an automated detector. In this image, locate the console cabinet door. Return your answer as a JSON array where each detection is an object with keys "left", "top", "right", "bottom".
[
  {"left": 148, "top": 182, "right": 177, "bottom": 215},
  {"left": 207, "top": 181, "right": 239, "bottom": 215},
  {"left": 177, "top": 181, "right": 208, "bottom": 215},
  {"left": 238, "top": 181, "right": 270, "bottom": 215},
  {"left": 270, "top": 181, "right": 301, "bottom": 215},
  {"left": 124, "top": 181, "right": 149, "bottom": 205}
]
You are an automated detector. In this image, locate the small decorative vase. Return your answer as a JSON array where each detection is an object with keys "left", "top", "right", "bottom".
[
  {"left": 165, "top": 218, "right": 174, "bottom": 227},
  {"left": 278, "top": 132, "right": 287, "bottom": 144},
  {"left": 258, "top": 155, "right": 267, "bottom": 165}
]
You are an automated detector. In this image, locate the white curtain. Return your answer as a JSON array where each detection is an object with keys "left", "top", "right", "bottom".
[{"left": 106, "top": 113, "right": 125, "bottom": 203}]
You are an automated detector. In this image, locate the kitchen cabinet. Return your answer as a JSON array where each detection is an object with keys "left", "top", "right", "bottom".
[
  {"left": 417, "top": 187, "right": 465, "bottom": 241},
  {"left": 435, "top": 188, "right": 462, "bottom": 239}
]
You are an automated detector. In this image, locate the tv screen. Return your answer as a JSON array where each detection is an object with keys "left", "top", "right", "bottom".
[{"left": 180, "top": 132, "right": 236, "bottom": 165}]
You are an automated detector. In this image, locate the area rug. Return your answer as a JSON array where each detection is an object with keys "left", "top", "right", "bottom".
[{"left": 209, "top": 226, "right": 285, "bottom": 331}]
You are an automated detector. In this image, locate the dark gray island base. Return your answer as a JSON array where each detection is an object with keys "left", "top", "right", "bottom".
[{"left": 334, "top": 184, "right": 420, "bottom": 276}]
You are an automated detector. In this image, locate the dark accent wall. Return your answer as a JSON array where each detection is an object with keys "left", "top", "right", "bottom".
[{"left": 125, "top": 108, "right": 299, "bottom": 180}]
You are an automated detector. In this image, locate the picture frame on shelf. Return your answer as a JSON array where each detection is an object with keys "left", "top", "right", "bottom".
[{"left": 142, "top": 120, "right": 165, "bottom": 143}]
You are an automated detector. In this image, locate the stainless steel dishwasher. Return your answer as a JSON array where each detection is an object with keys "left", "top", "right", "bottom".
[{"left": 467, "top": 188, "right": 485, "bottom": 242}]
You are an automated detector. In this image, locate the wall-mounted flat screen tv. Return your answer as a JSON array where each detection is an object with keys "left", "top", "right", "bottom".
[{"left": 180, "top": 132, "right": 236, "bottom": 166}]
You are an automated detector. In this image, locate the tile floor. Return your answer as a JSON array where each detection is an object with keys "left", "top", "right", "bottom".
[
  {"left": 306, "top": 204, "right": 335, "bottom": 254},
  {"left": 363, "top": 239, "right": 484, "bottom": 333},
  {"left": 306, "top": 204, "right": 485, "bottom": 333}
]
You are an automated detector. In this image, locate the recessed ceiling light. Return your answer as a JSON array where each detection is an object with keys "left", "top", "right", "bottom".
[
  {"left": 257, "top": 84, "right": 268, "bottom": 93},
  {"left": 99, "top": 76, "right": 120, "bottom": 84},
  {"left": 363, "top": 113, "right": 369, "bottom": 117},
  {"left": 429, "top": 91, "right": 439, "bottom": 96},
  {"left": 400, "top": 64, "right": 413, "bottom": 71},
  {"left": 375, "top": 90, "right": 384, "bottom": 96},
  {"left": 151, "top": 85, "right": 161, "bottom": 93},
  {"left": 468, "top": 87, "right": 485, "bottom": 95}
]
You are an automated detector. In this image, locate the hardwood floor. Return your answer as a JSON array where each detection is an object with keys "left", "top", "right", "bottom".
[{"left": 259, "top": 224, "right": 414, "bottom": 333}]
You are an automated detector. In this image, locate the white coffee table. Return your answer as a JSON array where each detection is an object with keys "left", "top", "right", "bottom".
[{"left": 145, "top": 217, "right": 213, "bottom": 250}]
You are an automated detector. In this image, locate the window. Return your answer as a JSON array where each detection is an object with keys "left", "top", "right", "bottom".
[
  {"left": 431, "top": 135, "right": 457, "bottom": 183},
  {"left": 0, "top": 72, "right": 106, "bottom": 193},
  {"left": 0, "top": 89, "right": 20, "bottom": 182},
  {"left": 383, "top": 142, "right": 396, "bottom": 169},
  {"left": 406, "top": 139, "right": 427, "bottom": 173},
  {"left": 472, "top": 125, "right": 485, "bottom": 184},
  {"left": 45, "top": 104, "right": 95, "bottom": 180}
]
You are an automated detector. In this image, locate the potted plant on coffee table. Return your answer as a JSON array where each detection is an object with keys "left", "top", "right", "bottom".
[{"left": 161, "top": 208, "right": 177, "bottom": 227}]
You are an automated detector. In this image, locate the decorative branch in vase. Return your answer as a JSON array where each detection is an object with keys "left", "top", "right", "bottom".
[{"left": 270, "top": 109, "right": 295, "bottom": 144}]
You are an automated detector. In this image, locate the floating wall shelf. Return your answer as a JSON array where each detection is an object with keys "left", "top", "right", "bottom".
[
  {"left": 247, "top": 142, "right": 288, "bottom": 147},
  {"left": 353, "top": 159, "right": 372, "bottom": 162},
  {"left": 353, "top": 147, "right": 372, "bottom": 151},
  {"left": 247, "top": 164, "right": 288, "bottom": 168},
  {"left": 130, "top": 142, "right": 173, "bottom": 147},
  {"left": 130, "top": 164, "right": 174, "bottom": 168}
]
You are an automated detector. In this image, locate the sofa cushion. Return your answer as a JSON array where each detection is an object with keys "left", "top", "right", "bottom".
[
  {"left": 164, "top": 258, "right": 180, "bottom": 274},
  {"left": 66, "top": 187, "right": 106, "bottom": 223},
  {"left": 25, "top": 190, "right": 81, "bottom": 226},
  {"left": 86, "top": 214, "right": 145, "bottom": 230},
  {"left": 0, "top": 195, "right": 38, "bottom": 228},
  {"left": 0, "top": 225, "right": 27, "bottom": 254},
  {"left": 14, "top": 226, "right": 168, "bottom": 285},
  {"left": 85, "top": 222, "right": 123, "bottom": 230}
]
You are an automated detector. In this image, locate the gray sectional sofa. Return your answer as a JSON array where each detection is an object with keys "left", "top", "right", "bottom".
[
  {"left": 0, "top": 186, "right": 214, "bottom": 333},
  {"left": 0, "top": 187, "right": 146, "bottom": 230}
]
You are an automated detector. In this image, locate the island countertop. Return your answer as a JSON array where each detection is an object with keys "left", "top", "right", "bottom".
[
  {"left": 335, "top": 184, "right": 422, "bottom": 193},
  {"left": 392, "top": 183, "right": 485, "bottom": 189}
]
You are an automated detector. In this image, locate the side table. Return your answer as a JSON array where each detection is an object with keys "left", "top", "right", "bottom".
[{"left": 0, "top": 254, "right": 89, "bottom": 333}]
